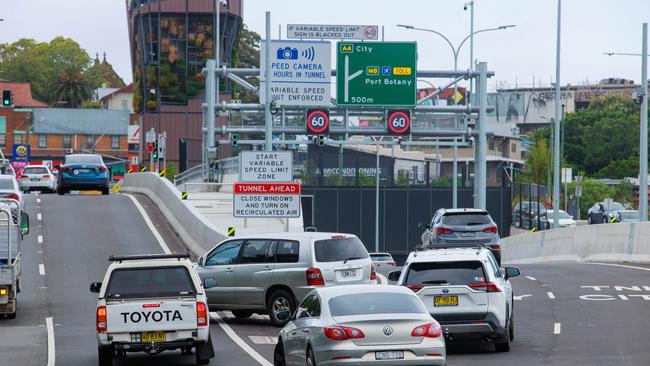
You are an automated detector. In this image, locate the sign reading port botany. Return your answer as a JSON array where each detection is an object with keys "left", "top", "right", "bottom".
[
  {"left": 239, "top": 151, "right": 293, "bottom": 183},
  {"left": 260, "top": 40, "right": 331, "bottom": 106},
  {"left": 233, "top": 183, "right": 301, "bottom": 218},
  {"left": 336, "top": 42, "right": 417, "bottom": 106}
]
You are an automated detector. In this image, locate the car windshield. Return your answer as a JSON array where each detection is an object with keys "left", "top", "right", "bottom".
[
  {"left": 314, "top": 237, "right": 369, "bottom": 263},
  {"left": 105, "top": 266, "right": 195, "bottom": 299},
  {"left": 442, "top": 212, "right": 491, "bottom": 226},
  {"left": 65, "top": 155, "right": 103, "bottom": 164},
  {"left": 370, "top": 254, "right": 393, "bottom": 261},
  {"left": 548, "top": 211, "right": 571, "bottom": 219},
  {"left": 622, "top": 211, "right": 639, "bottom": 219},
  {"left": 405, "top": 261, "right": 487, "bottom": 286},
  {"left": 328, "top": 292, "right": 425, "bottom": 316},
  {"left": 23, "top": 167, "right": 49, "bottom": 175},
  {"left": 0, "top": 179, "right": 15, "bottom": 190},
  {"left": 602, "top": 202, "right": 624, "bottom": 211}
]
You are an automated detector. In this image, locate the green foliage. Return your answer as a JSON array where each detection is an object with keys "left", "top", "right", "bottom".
[
  {"left": 301, "top": 159, "right": 319, "bottom": 186},
  {"left": 525, "top": 135, "right": 550, "bottom": 185},
  {"left": 567, "top": 178, "right": 615, "bottom": 218},
  {"left": 613, "top": 180, "right": 634, "bottom": 206},
  {"left": 395, "top": 170, "right": 410, "bottom": 186},
  {"left": 430, "top": 176, "right": 453, "bottom": 187},
  {"left": 231, "top": 25, "right": 260, "bottom": 103},
  {"left": 165, "top": 162, "right": 178, "bottom": 182},
  {"left": 80, "top": 100, "right": 102, "bottom": 109}
]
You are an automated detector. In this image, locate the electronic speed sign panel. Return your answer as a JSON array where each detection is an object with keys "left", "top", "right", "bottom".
[
  {"left": 387, "top": 110, "right": 411, "bottom": 134},
  {"left": 306, "top": 109, "right": 329, "bottom": 134}
]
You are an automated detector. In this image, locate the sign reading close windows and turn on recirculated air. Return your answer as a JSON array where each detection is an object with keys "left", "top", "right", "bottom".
[{"left": 233, "top": 183, "right": 301, "bottom": 218}]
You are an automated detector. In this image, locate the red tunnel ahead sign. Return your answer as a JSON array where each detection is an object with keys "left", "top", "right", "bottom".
[{"left": 234, "top": 183, "right": 301, "bottom": 194}]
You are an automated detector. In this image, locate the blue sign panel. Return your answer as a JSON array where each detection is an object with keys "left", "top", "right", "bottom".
[{"left": 12, "top": 144, "right": 30, "bottom": 162}]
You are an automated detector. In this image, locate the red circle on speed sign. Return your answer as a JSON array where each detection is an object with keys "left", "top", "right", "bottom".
[
  {"left": 306, "top": 109, "right": 329, "bottom": 134},
  {"left": 387, "top": 111, "right": 411, "bottom": 134}
]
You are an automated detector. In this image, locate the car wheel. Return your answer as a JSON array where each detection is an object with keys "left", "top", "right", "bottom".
[
  {"left": 267, "top": 289, "right": 295, "bottom": 327},
  {"left": 7, "top": 299, "right": 16, "bottom": 319},
  {"left": 195, "top": 334, "right": 215, "bottom": 365},
  {"left": 101, "top": 187, "right": 109, "bottom": 195},
  {"left": 98, "top": 346, "right": 113, "bottom": 366},
  {"left": 494, "top": 313, "right": 511, "bottom": 352},
  {"left": 232, "top": 310, "right": 253, "bottom": 319},
  {"left": 306, "top": 346, "right": 316, "bottom": 366},
  {"left": 57, "top": 188, "right": 65, "bottom": 195},
  {"left": 273, "top": 339, "right": 287, "bottom": 366},
  {"left": 509, "top": 315, "right": 514, "bottom": 341}
]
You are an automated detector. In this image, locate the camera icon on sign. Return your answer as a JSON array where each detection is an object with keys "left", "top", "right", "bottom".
[{"left": 277, "top": 47, "right": 299, "bottom": 60}]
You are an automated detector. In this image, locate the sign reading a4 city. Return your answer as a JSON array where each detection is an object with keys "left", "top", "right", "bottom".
[{"left": 336, "top": 42, "right": 417, "bottom": 107}]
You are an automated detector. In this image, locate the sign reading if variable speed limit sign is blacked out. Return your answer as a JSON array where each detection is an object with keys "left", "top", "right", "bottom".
[
  {"left": 233, "top": 183, "right": 301, "bottom": 218},
  {"left": 260, "top": 40, "right": 331, "bottom": 106},
  {"left": 336, "top": 42, "right": 417, "bottom": 106},
  {"left": 306, "top": 109, "right": 329, "bottom": 134},
  {"left": 286, "top": 24, "right": 378, "bottom": 40},
  {"left": 387, "top": 110, "right": 411, "bottom": 134},
  {"left": 239, "top": 151, "right": 293, "bottom": 183}
]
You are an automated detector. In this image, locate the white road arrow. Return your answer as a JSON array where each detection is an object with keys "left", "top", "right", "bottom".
[{"left": 514, "top": 294, "right": 532, "bottom": 301}]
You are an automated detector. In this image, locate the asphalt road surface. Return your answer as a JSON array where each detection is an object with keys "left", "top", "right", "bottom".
[{"left": 5, "top": 193, "right": 650, "bottom": 365}]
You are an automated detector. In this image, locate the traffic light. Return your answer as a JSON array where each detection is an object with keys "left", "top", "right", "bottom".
[
  {"left": 2, "top": 90, "right": 12, "bottom": 107},
  {"left": 152, "top": 141, "right": 158, "bottom": 159},
  {"left": 311, "top": 135, "right": 325, "bottom": 146},
  {"left": 232, "top": 134, "right": 239, "bottom": 148}
]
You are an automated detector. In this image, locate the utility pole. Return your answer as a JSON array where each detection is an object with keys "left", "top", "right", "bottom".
[
  {"left": 640, "top": 23, "right": 649, "bottom": 221},
  {"left": 375, "top": 139, "right": 380, "bottom": 253},
  {"left": 552, "top": 0, "right": 562, "bottom": 229},
  {"left": 264, "top": 12, "right": 273, "bottom": 152},
  {"left": 475, "top": 62, "right": 488, "bottom": 209}
]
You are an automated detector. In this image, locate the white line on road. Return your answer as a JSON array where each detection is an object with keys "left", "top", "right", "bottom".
[
  {"left": 514, "top": 294, "right": 532, "bottom": 301},
  {"left": 587, "top": 262, "right": 650, "bottom": 272},
  {"left": 37, "top": 213, "right": 42, "bottom": 221},
  {"left": 526, "top": 276, "right": 537, "bottom": 281},
  {"left": 38, "top": 235, "right": 43, "bottom": 244},
  {"left": 211, "top": 312, "right": 272, "bottom": 366},
  {"left": 248, "top": 335, "right": 278, "bottom": 345},
  {"left": 124, "top": 194, "right": 171, "bottom": 254},
  {"left": 554, "top": 322, "right": 561, "bottom": 334},
  {"left": 39, "top": 264, "right": 45, "bottom": 276},
  {"left": 547, "top": 292, "right": 556, "bottom": 299},
  {"left": 46, "top": 317, "right": 55, "bottom": 366},
  {"left": 37, "top": 198, "right": 41, "bottom": 203}
]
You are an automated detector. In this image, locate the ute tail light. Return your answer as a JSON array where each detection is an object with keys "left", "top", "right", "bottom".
[
  {"left": 324, "top": 326, "right": 365, "bottom": 341},
  {"left": 483, "top": 226, "right": 498, "bottom": 234},
  {"left": 411, "top": 322, "right": 442, "bottom": 338},
  {"left": 468, "top": 282, "right": 501, "bottom": 292},
  {"left": 96, "top": 306, "right": 107, "bottom": 332},
  {"left": 4, "top": 194, "right": 19, "bottom": 201},
  {"left": 489, "top": 244, "right": 501, "bottom": 252},
  {"left": 370, "top": 263, "right": 377, "bottom": 281},
  {"left": 306, "top": 267, "right": 325, "bottom": 286},
  {"left": 196, "top": 302, "right": 208, "bottom": 326},
  {"left": 406, "top": 284, "right": 423, "bottom": 292},
  {"left": 435, "top": 227, "right": 454, "bottom": 235}
]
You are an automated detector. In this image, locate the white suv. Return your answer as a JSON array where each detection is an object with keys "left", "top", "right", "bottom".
[
  {"left": 388, "top": 248, "right": 520, "bottom": 352},
  {"left": 90, "top": 254, "right": 214, "bottom": 365}
]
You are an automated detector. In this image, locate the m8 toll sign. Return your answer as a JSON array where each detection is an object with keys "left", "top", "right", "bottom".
[
  {"left": 233, "top": 183, "right": 301, "bottom": 218},
  {"left": 336, "top": 42, "right": 417, "bottom": 106}
]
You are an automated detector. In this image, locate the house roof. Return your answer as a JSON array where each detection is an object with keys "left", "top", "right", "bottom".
[
  {"left": 0, "top": 82, "right": 48, "bottom": 108},
  {"left": 99, "top": 83, "right": 133, "bottom": 102}
]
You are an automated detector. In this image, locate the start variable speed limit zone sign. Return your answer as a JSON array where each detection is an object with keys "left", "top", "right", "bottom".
[{"left": 233, "top": 183, "right": 301, "bottom": 218}]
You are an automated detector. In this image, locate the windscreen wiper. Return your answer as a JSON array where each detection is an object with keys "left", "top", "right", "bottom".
[{"left": 343, "top": 256, "right": 362, "bottom": 264}]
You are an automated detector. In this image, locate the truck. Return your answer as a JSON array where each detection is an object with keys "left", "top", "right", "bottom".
[{"left": 0, "top": 199, "right": 29, "bottom": 318}]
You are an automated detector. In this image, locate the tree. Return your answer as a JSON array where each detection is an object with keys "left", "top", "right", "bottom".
[
  {"left": 53, "top": 69, "right": 90, "bottom": 108},
  {"left": 567, "top": 178, "right": 615, "bottom": 218},
  {"left": 231, "top": 25, "right": 260, "bottom": 103},
  {"left": 525, "top": 136, "right": 550, "bottom": 185}
]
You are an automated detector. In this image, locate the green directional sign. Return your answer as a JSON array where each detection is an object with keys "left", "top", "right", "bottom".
[{"left": 336, "top": 42, "right": 417, "bottom": 106}]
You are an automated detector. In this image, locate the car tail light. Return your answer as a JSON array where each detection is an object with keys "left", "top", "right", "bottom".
[
  {"left": 96, "top": 306, "right": 107, "bottom": 332},
  {"left": 330, "top": 235, "right": 346, "bottom": 239},
  {"left": 406, "top": 284, "right": 423, "bottom": 292},
  {"left": 468, "top": 282, "right": 501, "bottom": 292},
  {"left": 387, "top": 262, "right": 396, "bottom": 266},
  {"left": 411, "top": 322, "right": 442, "bottom": 338},
  {"left": 435, "top": 227, "right": 453, "bottom": 235},
  {"left": 3, "top": 194, "right": 19, "bottom": 201},
  {"left": 196, "top": 302, "right": 208, "bottom": 326},
  {"left": 306, "top": 267, "right": 325, "bottom": 286},
  {"left": 20, "top": 175, "right": 28, "bottom": 179},
  {"left": 324, "top": 326, "right": 365, "bottom": 341},
  {"left": 483, "top": 226, "right": 498, "bottom": 234},
  {"left": 96, "top": 166, "right": 108, "bottom": 172},
  {"left": 489, "top": 244, "right": 501, "bottom": 252},
  {"left": 42, "top": 175, "right": 50, "bottom": 179},
  {"left": 370, "top": 263, "right": 377, "bottom": 281}
]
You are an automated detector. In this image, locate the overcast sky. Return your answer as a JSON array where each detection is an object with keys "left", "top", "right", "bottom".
[{"left": 4, "top": 0, "right": 650, "bottom": 90}]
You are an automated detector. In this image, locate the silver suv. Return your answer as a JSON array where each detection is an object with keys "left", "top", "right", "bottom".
[{"left": 195, "top": 232, "right": 374, "bottom": 326}]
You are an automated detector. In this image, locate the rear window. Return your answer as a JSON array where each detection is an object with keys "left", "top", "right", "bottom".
[
  {"left": 405, "top": 261, "right": 487, "bottom": 286},
  {"left": 65, "top": 155, "right": 103, "bottom": 164},
  {"left": 106, "top": 266, "right": 195, "bottom": 299},
  {"left": 329, "top": 292, "right": 425, "bottom": 316},
  {"left": 442, "top": 212, "right": 491, "bottom": 226},
  {"left": 23, "top": 167, "right": 49, "bottom": 174},
  {"left": 370, "top": 254, "right": 393, "bottom": 261},
  {"left": 0, "top": 179, "right": 14, "bottom": 190},
  {"left": 314, "top": 237, "right": 369, "bottom": 263}
]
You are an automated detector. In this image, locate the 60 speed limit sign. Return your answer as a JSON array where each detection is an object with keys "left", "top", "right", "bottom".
[
  {"left": 387, "top": 110, "right": 411, "bottom": 134},
  {"left": 306, "top": 109, "right": 329, "bottom": 134}
]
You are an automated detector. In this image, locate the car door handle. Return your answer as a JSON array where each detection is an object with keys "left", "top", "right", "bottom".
[
  {"left": 290, "top": 330, "right": 298, "bottom": 336},
  {"left": 300, "top": 329, "right": 309, "bottom": 334},
  {"left": 263, "top": 266, "right": 272, "bottom": 271},
  {"left": 224, "top": 267, "right": 234, "bottom": 273}
]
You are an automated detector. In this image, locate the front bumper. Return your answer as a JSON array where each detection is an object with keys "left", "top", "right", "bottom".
[{"left": 314, "top": 341, "right": 445, "bottom": 366}]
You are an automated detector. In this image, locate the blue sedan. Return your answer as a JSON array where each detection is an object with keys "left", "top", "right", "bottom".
[{"left": 57, "top": 154, "right": 110, "bottom": 195}]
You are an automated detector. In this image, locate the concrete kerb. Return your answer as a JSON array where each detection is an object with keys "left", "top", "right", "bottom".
[{"left": 121, "top": 173, "right": 226, "bottom": 256}]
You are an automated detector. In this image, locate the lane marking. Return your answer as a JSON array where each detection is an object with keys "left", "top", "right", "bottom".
[
  {"left": 124, "top": 194, "right": 171, "bottom": 254},
  {"left": 514, "top": 294, "right": 532, "bottom": 301},
  {"left": 210, "top": 312, "right": 273, "bottom": 366},
  {"left": 37, "top": 198, "right": 41, "bottom": 203},
  {"left": 554, "top": 322, "right": 561, "bottom": 334},
  {"left": 248, "top": 335, "right": 278, "bottom": 345},
  {"left": 526, "top": 276, "right": 537, "bottom": 281},
  {"left": 38, "top": 235, "right": 43, "bottom": 244},
  {"left": 547, "top": 292, "right": 555, "bottom": 299},
  {"left": 37, "top": 213, "right": 42, "bottom": 221},
  {"left": 586, "top": 262, "right": 650, "bottom": 272},
  {"left": 46, "top": 317, "right": 55, "bottom": 366},
  {"left": 39, "top": 264, "right": 45, "bottom": 276}
]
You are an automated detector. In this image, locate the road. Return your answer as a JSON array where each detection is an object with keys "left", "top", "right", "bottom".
[{"left": 4, "top": 193, "right": 650, "bottom": 365}]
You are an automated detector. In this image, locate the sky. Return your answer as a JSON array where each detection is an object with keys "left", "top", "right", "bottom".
[{"left": 3, "top": 0, "right": 650, "bottom": 90}]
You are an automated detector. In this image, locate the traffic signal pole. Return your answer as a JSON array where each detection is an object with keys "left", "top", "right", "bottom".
[
  {"left": 264, "top": 12, "right": 273, "bottom": 152},
  {"left": 640, "top": 23, "right": 648, "bottom": 222}
]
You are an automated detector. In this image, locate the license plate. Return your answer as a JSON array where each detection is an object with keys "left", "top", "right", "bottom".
[
  {"left": 434, "top": 295, "right": 459, "bottom": 307},
  {"left": 79, "top": 168, "right": 90, "bottom": 173},
  {"left": 461, "top": 232, "right": 475, "bottom": 237},
  {"left": 376, "top": 351, "right": 404, "bottom": 360},
  {"left": 141, "top": 331, "right": 166, "bottom": 342},
  {"left": 31, "top": 178, "right": 40, "bottom": 181},
  {"left": 339, "top": 269, "right": 357, "bottom": 278}
]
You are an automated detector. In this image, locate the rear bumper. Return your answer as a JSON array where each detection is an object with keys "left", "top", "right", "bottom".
[
  {"left": 20, "top": 180, "right": 55, "bottom": 189},
  {"left": 315, "top": 343, "right": 446, "bottom": 366},
  {"left": 59, "top": 177, "right": 108, "bottom": 189},
  {"left": 113, "top": 339, "right": 195, "bottom": 353},
  {"left": 438, "top": 313, "right": 506, "bottom": 340}
]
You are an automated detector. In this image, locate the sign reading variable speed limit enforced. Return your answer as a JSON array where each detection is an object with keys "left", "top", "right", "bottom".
[
  {"left": 336, "top": 42, "right": 417, "bottom": 106},
  {"left": 239, "top": 151, "right": 293, "bottom": 182},
  {"left": 233, "top": 183, "right": 301, "bottom": 218},
  {"left": 387, "top": 110, "right": 411, "bottom": 134},
  {"left": 306, "top": 109, "right": 329, "bottom": 134}
]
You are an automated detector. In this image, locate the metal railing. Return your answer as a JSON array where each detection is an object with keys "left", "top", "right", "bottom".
[
  {"left": 174, "top": 164, "right": 205, "bottom": 186},
  {"left": 218, "top": 156, "right": 239, "bottom": 175}
]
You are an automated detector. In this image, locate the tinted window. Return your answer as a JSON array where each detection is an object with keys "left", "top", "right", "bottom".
[
  {"left": 240, "top": 240, "right": 272, "bottom": 264},
  {"left": 276, "top": 240, "right": 300, "bottom": 263},
  {"left": 296, "top": 294, "right": 321, "bottom": 319},
  {"left": 442, "top": 212, "right": 491, "bottom": 226},
  {"left": 106, "top": 266, "right": 195, "bottom": 299},
  {"left": 329, "top": 293, "right": 425, "bottom": 316},
  {"left": 405, "top": 261, "right": 487, "bottom": 286},
  {"left": 23, "top": 167, "right": 49, "bottom": 174},
  {"left": 314, "top": 237, "right": 369, "bottom": 263},
  {"left": 206, "top": 240, "right": 243, "bottom": 266},
  {"left": 0, "top": 179, "right": 14, "bottom": 189},
  {"left": 65, "top": 155, "right": 103, "bottom": 164},
  {"left": 370, "top": 254, "right": 393, "bottom": 261}
]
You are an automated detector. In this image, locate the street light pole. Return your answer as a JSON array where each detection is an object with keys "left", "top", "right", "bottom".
[
  {"left": 552, "top": 0, "right": 562, "bottom": 229},
  {"left": 641, "top": 23, "right": 648, "bottom": 221}
]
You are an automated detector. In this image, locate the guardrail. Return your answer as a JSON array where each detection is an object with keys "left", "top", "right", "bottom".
[
  {"left": 218, "top": 156, "right": 239, "bottom": 175},
  {"left": 174, "top": 164, "right": 205, "bottom": 186}
]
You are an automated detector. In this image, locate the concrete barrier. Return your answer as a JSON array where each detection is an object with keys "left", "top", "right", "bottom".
[
  {"left": 121, "top": 173, "right": 225, "bottom": 256},
  {"left": 502, "top": 221, "right": 650, "bottom": 264}
]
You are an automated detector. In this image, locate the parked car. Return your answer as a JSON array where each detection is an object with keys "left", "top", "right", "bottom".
[
  {"left": 511, "top": 202, "right": 530, "bottom": 228},
  {"left": 57, "top": 154, "right": 110, "bottom": 195},
  {"left": 369, "top": 252, "right": 396, "bottom": 268},
  {"left": 19, "top": 165, "right": 57, "bottom": 193},
  {"left": 619, "top": 210, "right": 640, "bottom": 223},
  {"left": 194, "top": 232, "right": 374, "bottom": 326},
  {"left": 518, "top": 202, "right": 550, "bottom": 230},
  {"left": 587, "top": 200, "right": 624, "bottom": 224},
  {"left": 419, "top": 208, "right": 502, "bottom": 264},
  {"left": 545, "top": 209, "right": 576, "bottom": 228}
]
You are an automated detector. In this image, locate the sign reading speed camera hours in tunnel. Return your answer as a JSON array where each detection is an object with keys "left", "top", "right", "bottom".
[
  {"left": 233, "top": 183, "right": 301, "bottom": 218},
  {"left": 387, "top": 110, "right": 411, "bottom": 134},
  {"left": 306, "top": 109, "right": 329, "bottom": 134}
]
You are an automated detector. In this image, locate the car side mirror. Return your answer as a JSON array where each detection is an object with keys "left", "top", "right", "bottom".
[
  {"left": 387, "top": 271, "right": 401, "bottom": 282},
  {"left": 276, "top": 310, "right": 291, "bottom": 323},
  {"left": 90, "top": 282, "right": 102, "bottom": 293},
  {"left": 203, "top": 277, "right": 217, "bottom": 289},
  {"left": 20, "top": 212, "right": 29, "bottom": 235},
  {"left": 418, "top": 223, "right": 429, "bottom": 230},
  {"left": 197, "top": 256, "right": 204, "bottom": 266},
  {"left": 504, "top": 267, "right": 520, "bottom": 280}
]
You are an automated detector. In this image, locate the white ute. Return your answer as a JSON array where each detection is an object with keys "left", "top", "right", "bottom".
[{"left": 90, "top": 254, "right": 214, "bottom": 365}]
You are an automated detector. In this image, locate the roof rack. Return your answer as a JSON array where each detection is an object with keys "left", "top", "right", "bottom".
[
  {"left": 413, "top": 244, "right": 486, "bottom": 256},
  {"left": 109, "top": 253, "right": 191, "bottom": 262}
]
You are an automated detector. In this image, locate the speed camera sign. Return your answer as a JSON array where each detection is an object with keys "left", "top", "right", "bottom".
[
  {"left": 387, "top": 110, "right": 411, "bottom": 134},
  {"left": 306, "top": 109, "right": 329, "bottom": 134}
]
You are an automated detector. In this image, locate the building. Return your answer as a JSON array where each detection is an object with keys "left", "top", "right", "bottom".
[
  {"left": 100, "top": 84, "right": 134, "bottom": 113},
  {"left": 0, "top": 82, "right": 48, "bottom": 154},
  {"left": 127, "top": 0, "right": 243, "bottom": 170}
]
